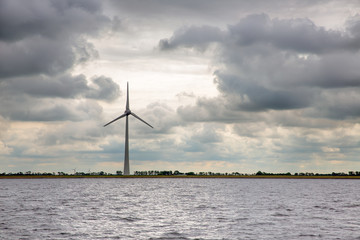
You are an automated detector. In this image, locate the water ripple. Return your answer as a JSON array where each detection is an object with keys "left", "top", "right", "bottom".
[{"left": 0, "top": 178, "right": 359, "bottom": 239}]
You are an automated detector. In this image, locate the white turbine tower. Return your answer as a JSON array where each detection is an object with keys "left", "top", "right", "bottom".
[{"left": 104, "top": 82, "right": 153, "bottom": 175}]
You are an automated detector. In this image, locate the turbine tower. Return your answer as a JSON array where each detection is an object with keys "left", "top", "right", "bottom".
[{"left": 104, "top": 82, "right": 153, "bottom": 175}]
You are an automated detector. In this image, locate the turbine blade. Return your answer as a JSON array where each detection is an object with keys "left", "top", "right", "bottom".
[
  {"left": 130, "top": 112, "right": 153, "bottom": 128},
  {"left": 103, "top": 113, "right": 127, "bottom": 127},
  {"left": 126, "top": 82, "right": 129, "bottom": 111}
]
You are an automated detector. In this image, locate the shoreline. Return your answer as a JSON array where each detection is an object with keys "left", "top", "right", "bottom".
[{"left": 1, "top": 175, "right": 360, "bottom": 179}]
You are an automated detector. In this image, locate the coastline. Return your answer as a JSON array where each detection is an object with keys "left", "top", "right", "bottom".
[{"left": 1, "top": 175, "right": 360, "bottom": 179}]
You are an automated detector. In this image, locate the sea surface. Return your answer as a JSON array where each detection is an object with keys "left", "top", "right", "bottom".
[{"left": 0, "top": 178, "right": 359, "bottom": 240}]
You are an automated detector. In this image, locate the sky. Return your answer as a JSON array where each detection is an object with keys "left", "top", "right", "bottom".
[{"left": 1, "top": 0, "right": 360, "bottom": 174}]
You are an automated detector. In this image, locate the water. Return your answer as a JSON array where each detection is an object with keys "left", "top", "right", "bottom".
[{"left": 0, "top": 178, "right": 359, "bottom": 240}]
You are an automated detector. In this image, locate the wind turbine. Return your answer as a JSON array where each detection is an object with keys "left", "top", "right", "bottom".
[{"left": 104, "top": 82, "right": 153, "bottom": 175}]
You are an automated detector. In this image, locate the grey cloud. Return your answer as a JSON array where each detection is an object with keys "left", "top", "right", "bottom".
[
  {"left": 215, "top": 72, "right": 313, "bottom": 111},
  {"left": 302, "top": 53, "right": 360, "bottom": 88},
  {"left": 19, "top": 104, "right": 80, "bottom": 122},
  {"left": 161, "top": 13, "right": 360, "bottom": 54},
  {"left": 180, "top": 124, "right": 225, "bottom": 158},
  {"left": 0, "top": 35, "right": 99, "bottom": 78},
  {"left": 0, "top": 116, "right": 10, "bottom": 138},
  {"left": 2, "top": 74, "right": 120, "bottom": 101},
  {"left": 163, "top": 13, "right": 360, "bottom": 126},
  {"left": 0, "top": 73, "right": 119, "bottom": 122},
  {"left": 309, "top": 89, "right": 360, "bottom": 120},
  {"left": 85, "top": 76, "right": 120, "bottom": 101},
  {"left": 0, "top": 95, "right": 103, "bottom": 122},
  {"left": 2, "top": 99, "right": 78, "bottom": 122},
  {"left": 0, "top": 0, "right": 112, "bottom": 79},
  {"left": 108, "top": 0, "right": 345, "bottom": 29},
  {"left": 159, "top": 25, "right": 224, "bottom": 50},
  {"left": 0, "top": 0, "right": 110, "bottom": 42},
  {"left": 190, "top": 125, "right": 222, "bottom": 144},
  {"left": 228, "top": 13, "right": 358, "bottom": 54},
  {"left": 177, "top": 97, "right": 258, "bottom": 123},
  {"left": 346, "top": 14, "right": 360, "bottom": 38},
  {"left": 0, "top": 37, "right": 75, "bottom": 78},
  {"left": 3, "top": 74, "right": 87, "bottom": 98},
  {"left": 133, "top": 103, "right": 180, "bottom": 135},
  {"left": 39, "top": 119, "right": 106, "bottom": 146}
]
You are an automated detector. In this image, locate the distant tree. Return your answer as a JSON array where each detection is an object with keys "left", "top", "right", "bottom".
[{"left": 174, "top": 170, "right": 183, "bottom": 175}]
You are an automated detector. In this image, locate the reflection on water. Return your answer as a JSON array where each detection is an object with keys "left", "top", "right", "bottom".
[{"left": 0, "top": 178, "right": 359, "bottom": 239}]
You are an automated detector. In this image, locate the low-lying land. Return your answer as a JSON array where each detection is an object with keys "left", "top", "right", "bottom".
[{"left": 1, "top": 175, "right": 360, "bottom": 179}]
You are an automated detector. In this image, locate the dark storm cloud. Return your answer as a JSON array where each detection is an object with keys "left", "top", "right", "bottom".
[
  {"left": 0, "top": 0, "right": 109, "bottom": 42},
  {"left": 1, "top": 74, "right": 119, "bottom": 101},
  {"left": 159, "top": 13, "right": 360, "bottom": 54},
  {"left": 0, "top": 73, "right": 120, "bottom": 122},
  {"left": 214, "top": 72, "right": 313, "bottom": 111},
  {"left": 0, "top": 0, "right": 120, "bottom": 123},
  {"left": 108, "top": 0, "right": 342, "bottom": 28},
  {"left": 0, "top": 37, "right": 75, "bottom": 78},
  {"left": 228, "top": 13, "right": 360, "bottom": 54},
  {"left": 160, "top": 13, "right": 360, "bottom": 122},
  {"left": 0, "top": 0, "right": 112, "bottom": 78},
  {"left": 308, "top": 89, "right": 360, "bottom": 120}
]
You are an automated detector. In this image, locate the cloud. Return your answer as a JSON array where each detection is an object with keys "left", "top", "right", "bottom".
[
  {"left": 1, "top": 74, "right": 117, "bottom": 99},
  {"left": 85, "top": 76, "right": 120, "bottom": 101},
  {"left": 0, "top": 37, "right": 75, "bottom": 78},
  {"left": 156, "top": 12, "right": 360, "bottom": 170},
  {"left": 127, "top": 102, "right": 180, "bottom": 135},
  {"left": 159, "top": 13, "right": 360, "bottom": 54},
  {"left": 0, "top": 95, "right": 104, "bottom": 122},
  {"left": 0, "top": 0, "right": 120, "bottom": 124},
  {"left": 0, "top": 0, "right": 110, "bottom": 42},
  {"left": 0, "top": 0, "right": 114, "bottom": 79},
  {"left": 161, "top": 13, "right": 360, "bottom": 121},
  {"left": 309, "top": 89, "right": 360, "bottom": 119},
  {"left": 177, "top": 96, "right": 251, "bottom": 123},
  {"left": 227, "top": 13, "right": 360, "bottom": 54},
  {"left": 214, "top": 71, "right": 314, "bottom": 111},
  {"left": 159, "top": 25, "right": 224, "bottom": 51}
]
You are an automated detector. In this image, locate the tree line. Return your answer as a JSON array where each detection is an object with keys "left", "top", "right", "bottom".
[{"left": 1, "top": 170, "right": 360, "bottom": 176}]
